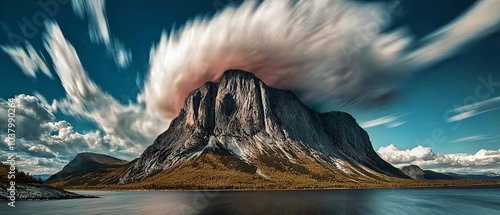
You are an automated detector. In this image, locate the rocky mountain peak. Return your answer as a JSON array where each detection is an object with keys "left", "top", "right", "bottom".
[{"left": 119, "top": 70, "right": 407, "bottom": 184}]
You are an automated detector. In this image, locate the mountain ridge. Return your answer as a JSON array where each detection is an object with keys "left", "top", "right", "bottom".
[{"left": 117, "top": 70, "right": 407, "bottom": 186}]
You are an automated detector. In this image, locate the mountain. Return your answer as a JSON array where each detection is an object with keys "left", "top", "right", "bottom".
[
  {"left": 112, "top": 70, "right": 407, "bottom": 188},
  {"left": 400, "top": 165, "right": 455, "bottom": 180},
  {"left": 45, "top": 152, "right": 129, "bottom": 186}
]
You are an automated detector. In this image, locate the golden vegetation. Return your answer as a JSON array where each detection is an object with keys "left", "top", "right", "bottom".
[{"left": 50, "top": 153, "right": 500, "bottom": 191}]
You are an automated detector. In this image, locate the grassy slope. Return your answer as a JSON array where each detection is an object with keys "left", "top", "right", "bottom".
[{"left": 51, "top": 152, "right": 500, "bottom": 190}]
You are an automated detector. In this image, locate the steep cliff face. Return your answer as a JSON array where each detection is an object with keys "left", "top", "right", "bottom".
[{"left": 119, "top": 70, "right": 406, "bottom": 184}]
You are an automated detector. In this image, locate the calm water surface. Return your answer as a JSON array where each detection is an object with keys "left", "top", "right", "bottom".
[{"left": 2, "top": 188, "right": 500, "bottom": 215}]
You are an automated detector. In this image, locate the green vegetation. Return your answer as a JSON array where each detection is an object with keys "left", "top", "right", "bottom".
[{"left": 0, "top": 163, "right": 44, "bottom": 184}]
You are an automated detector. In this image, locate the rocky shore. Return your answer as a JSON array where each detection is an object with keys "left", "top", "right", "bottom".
[{"left": 0, "top": 183, "right": 94, "bottom": 200}]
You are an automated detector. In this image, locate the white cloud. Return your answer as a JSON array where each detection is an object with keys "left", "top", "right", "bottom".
[
  {"left": 72, "top": 0, "right": 109, "bottom": 45},
  {"left": 387, "top": 121, "right": 406, "bottom": 128},
  {"left": 451, "top": 134, "right": 500, "bottom": 143},
  {"left": 43, "top": 22, "right": 168, "bottom": 156},
  {"left": 144, "top": 0, "right": 500, "bottom": 118},
  {"left": 448, "top": 97, "right": 500, "bottom": 122},
  {"left": 14, "top": 156, "right": 71, "bottom": 175},
  {"left": 71, "top": 0, "right": 131, "bottom": 68},
  {"left": 3, "top": 22, "right": 164, "bottom": 174},
  {"left": 377, "top": 144, "right": 436, "bottom": 164},
  {"left": 377, "top": 144, "right": 500, "bottom": 174},
  {"left": 360, "top": 114, "right": 408, "bottom": 129},
  {"left": 399, "top": 0, "right": 500, "bottom": 71},
  {"left": 1, "top": 42, "right": 53, "bottom": 79},
  {"left": 111, "top": 40, "right": 132, "bottom": 69},
  {"left": 0, "top": 95, "right": 115, "bottom": 174},
  {"left": 454, "top": 96, "right": 500, "bottom": 113}
]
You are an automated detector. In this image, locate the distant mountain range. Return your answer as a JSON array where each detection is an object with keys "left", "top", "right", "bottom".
[{"left": 45, "top": 70, "right": 500, "bottom": 190}]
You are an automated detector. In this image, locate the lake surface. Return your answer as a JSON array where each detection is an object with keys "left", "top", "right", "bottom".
[{"left": 2, "top": 187, "right": 500, "bottom": 215}]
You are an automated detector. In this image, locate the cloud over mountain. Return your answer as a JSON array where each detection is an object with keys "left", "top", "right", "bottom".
[{"left": 145, "top": 0, "right": 500, "bottom": 118}]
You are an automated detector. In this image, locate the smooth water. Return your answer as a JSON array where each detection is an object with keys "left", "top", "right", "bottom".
[{"left": 2, "top": 188, "right": 500, "bottom": 215}]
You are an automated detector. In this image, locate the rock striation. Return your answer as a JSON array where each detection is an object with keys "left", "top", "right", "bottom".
[{"left": 119, "top": 70, "right": 407, "bottom": 184}]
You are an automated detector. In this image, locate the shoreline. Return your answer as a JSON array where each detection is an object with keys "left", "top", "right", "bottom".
[{"left": 65, "top": 181, "right": 500, "bottom": 192}]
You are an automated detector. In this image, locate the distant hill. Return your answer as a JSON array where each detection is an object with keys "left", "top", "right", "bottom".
[
  {"left": 45, "top": 152, "right": 129, "bottom": 186},
  {"left": 400, "top": 165, "right": 500, "bottom": 180}
]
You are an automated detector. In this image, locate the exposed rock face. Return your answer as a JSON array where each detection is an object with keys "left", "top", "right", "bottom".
[
  {"left": 46, "top": 152, "right": 128, "bottom": 185},
  {"left": 401, "top": 165, "right": 456, "bottom": 180},
  {"left": 119, "top": 70, "right": 407, "bottom": 184},
  {"left": 401, "top": 165, "right": 426, "bottom": 179},
  {"left": 0, "top": 184, "right": 90, "bottom": 200}
]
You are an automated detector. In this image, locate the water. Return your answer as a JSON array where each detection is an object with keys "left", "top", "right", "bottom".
[{"left": 2, "top": 188, "right": 500, "bottom": 215}]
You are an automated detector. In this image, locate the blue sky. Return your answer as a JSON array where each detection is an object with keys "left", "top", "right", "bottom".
[{"left": 0, "top": 0, "right": 499, "bottom": 175}]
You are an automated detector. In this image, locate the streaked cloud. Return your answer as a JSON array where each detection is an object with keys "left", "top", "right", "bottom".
[
  {"left": 448, "top": 96, "right": 500, "bottom": 122},
  {"left": 387, "top": 121, "right": 407, "bottom": 128},
  {"left": 0, "top": 22, "right": 167, "bottom": 173},
  {"left": 451, "top": 134, "right": 500, "bottom": 143},
  {"left": 399, "top": 0, "right": 500, "bottom": 71},
  {"left": 360, "top": 113, "right": 408, "bottom": 129},
  {"left": 71, "top": 0, "right": 131, "bottom": 68},
  {"left": 1, "top": 42, "right": 52, "bottom": 79},
  {"left": 72, "top": 0, "right": 109, "bottom": 45},
  {"left": 145, "top": 0, "right": 500, "bottom": 118},
  {"left": 43, "top": 22, "right": 168, "bottom": 156},
  {"left": 377, "top": 144, "right": 500, "bottom": 174}
]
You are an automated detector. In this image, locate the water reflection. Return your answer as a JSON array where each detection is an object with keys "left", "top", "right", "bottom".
[
  {"left": 2, "top": 188, "right": 500, "bottom": 215},
  {"left": 196, "top": 190, "right": 376, "bottom": 215}
]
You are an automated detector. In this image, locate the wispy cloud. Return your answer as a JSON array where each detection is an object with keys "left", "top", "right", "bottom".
[
  {"left": 41, "top": 22, "right": 167, "bottom": 157},
  {"left": 71, "top": 0, "right": 131, "bottom": 68},
  {"left": 145, "top": 0, "right": 500, "bottom": 118},
  {"left": 1, "top": 42, "right": 53, "bottom": 79},
  {"left": 72, "top": 0, "right": 109, "bottom": 45},
  {"left": 451, "top": 134, "right": 500, "bottom": 143},
  {"left": 360, "top": 114, "right": 408, "bottom": 129},
  {"left": 0, "top": 22, "right": 158, "bottom": 174},
  {"left": 387, "top": 121, "right": 407, "bottom": 128},
  {"left": 448, "top": 97, "right": 500, "bottom": 122}
]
